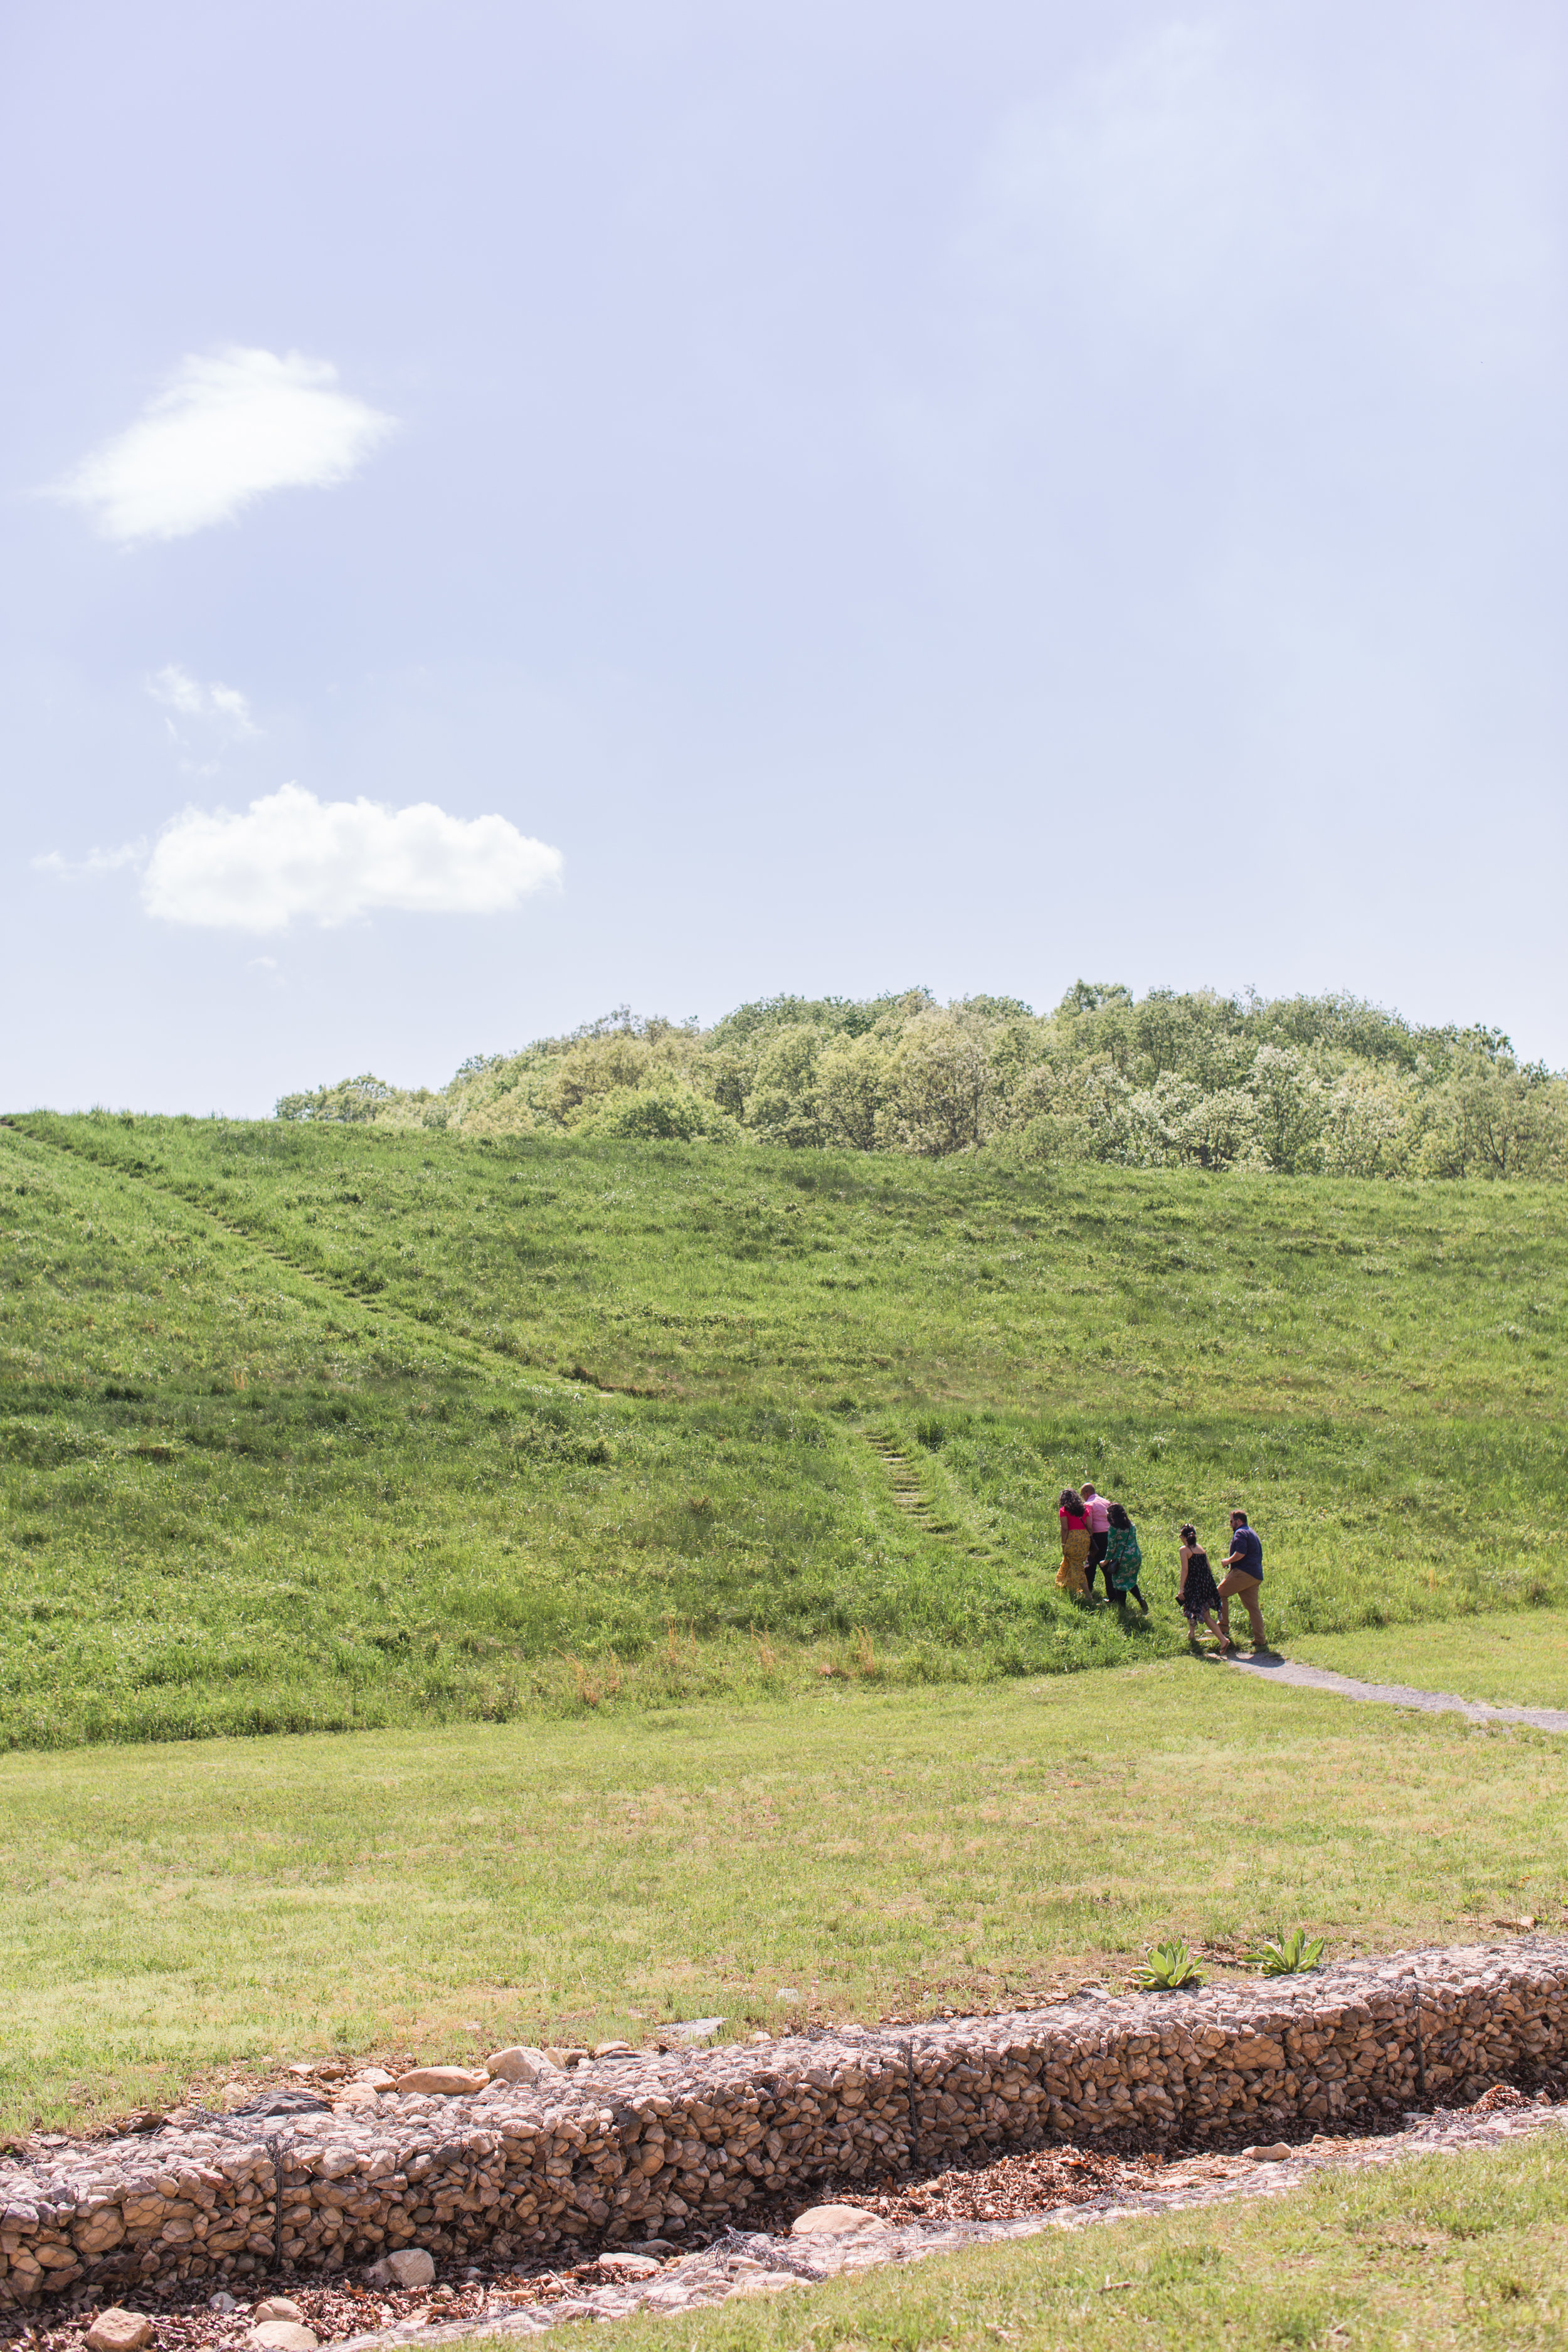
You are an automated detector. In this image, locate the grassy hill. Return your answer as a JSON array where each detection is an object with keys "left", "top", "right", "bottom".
[{"left": 3, "top": 1111, "right": 1567, "bottom": 1748}]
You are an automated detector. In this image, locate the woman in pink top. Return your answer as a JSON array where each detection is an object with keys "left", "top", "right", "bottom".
[{"left": 1081, "top": 1481, "right": 1111, "bottom": 1598}]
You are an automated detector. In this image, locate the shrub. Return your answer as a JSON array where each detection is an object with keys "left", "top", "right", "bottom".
[{"left": 576, "top": 1085, "right": 738, "bottom": 1144}]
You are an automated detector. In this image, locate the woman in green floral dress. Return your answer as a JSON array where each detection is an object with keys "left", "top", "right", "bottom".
[{"left": 1104, "top": 1503, "right": 1149, "bottom": 1614}]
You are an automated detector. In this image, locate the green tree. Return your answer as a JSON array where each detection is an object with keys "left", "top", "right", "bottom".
[
  {"left": 818, "top": 1032, "right": 891, "bottom": 1152},
  {"left": 746, "top": 1025, "right": 825, "bottom": 1147}
]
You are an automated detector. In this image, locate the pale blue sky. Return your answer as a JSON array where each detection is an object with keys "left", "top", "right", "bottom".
[{"left": 5, "top": 0, "right": 1565, "bottom": 1110}]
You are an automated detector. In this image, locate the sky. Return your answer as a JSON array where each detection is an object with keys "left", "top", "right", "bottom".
[{"left": 4, "top": 0, "right": 1565, "bottom": 1113}]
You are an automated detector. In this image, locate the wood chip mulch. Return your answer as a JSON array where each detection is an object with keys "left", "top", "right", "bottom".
[{"left": 856, "top": 2143, "right": 1167, "bottom": 2224}]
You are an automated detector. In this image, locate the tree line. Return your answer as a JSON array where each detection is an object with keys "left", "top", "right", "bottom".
[{"left": 275, "top": 983, "right": 1568, "bottom": 1179}]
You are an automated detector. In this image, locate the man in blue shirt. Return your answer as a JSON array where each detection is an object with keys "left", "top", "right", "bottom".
[{"left": 1217, "top": 1510, "right": 1268, "bottom": 1652}]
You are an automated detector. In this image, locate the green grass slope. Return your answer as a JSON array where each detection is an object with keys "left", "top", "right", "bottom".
[{"left": 3, "top": 1113, "right": 1567, "bottom": 1747}]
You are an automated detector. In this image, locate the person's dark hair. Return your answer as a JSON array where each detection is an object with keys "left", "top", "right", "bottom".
[
  {"left": 1179, "top": 1522, "right": 1198, "bottom": 1545},
  {"left": 1059, "top": 1488, "right": 1083, "bottom": 1512},
  {"left": 1106, "top": 1502, "right": 1131, "bottom": 1530},
  {"left": 1231, "top": 1509, "right": 1249, "bottom": 1525}
]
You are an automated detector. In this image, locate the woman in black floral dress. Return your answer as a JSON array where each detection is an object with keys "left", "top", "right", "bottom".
[{"left": 1177, "top": 1522, "right": 1224, "bottom": 1647}]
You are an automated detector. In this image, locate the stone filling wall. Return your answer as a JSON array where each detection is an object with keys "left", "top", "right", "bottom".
[{"left": 4, "top": 1939, "right": 1565, "bottom": 2306}]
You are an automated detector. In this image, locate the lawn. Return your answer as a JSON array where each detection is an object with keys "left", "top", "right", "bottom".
[
  {"left": 578, "top": 2134, "right": 1568, "bottom": 2352},
  {"left": 4, "top": 1113, "right": 1568, "bottom": 1745},
  {"left": 4, "top": 1650, "right": 1565, "bottom": 2137}
]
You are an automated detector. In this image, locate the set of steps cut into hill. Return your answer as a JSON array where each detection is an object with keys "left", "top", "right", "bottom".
[{"left": 864, "top": 1433, "right": 993, "bottom": 1560}]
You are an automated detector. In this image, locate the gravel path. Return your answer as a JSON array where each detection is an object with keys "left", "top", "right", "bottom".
[{"left": 1221, "top": 1651, "right": 1568, "bottom": 1732}]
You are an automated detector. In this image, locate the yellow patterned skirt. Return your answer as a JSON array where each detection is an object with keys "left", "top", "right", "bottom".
[{"left": 1056, "top": 1523, "right": 1091, "bottom": 1596}]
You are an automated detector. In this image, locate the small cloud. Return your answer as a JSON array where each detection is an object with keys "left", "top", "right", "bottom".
[
  {"left": 149, "top": 664, "right": 204, "bottom": 716},
  {"left": 149, "top": 664, "right": 258, "bottom": 735},
  {"left": 33, "top": 840, "right": 147, "bottom": 880},
  {"left": 247, "top": 955, "right": 278, "bottom": 970},
  {"left": 208, "top": 682, "right": 255, "bottom": 729},
  {"left": 139, "top": 782, "right": 563, "bottom": 932},
  {"left": 51, "top": 346, "right": 396, "bottom": 544}
]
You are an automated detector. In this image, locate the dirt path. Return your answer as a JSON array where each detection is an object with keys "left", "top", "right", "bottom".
[{"left": 1221, "top": 1650, "right": 1568, "bottom": 1732}]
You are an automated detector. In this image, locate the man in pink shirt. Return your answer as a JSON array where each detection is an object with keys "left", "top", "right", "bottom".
[{"left": 1081, "top": 1481, "right": 1111, "bottom": 1597}]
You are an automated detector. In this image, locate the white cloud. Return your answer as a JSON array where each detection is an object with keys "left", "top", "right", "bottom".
[
  {"left": 149, "top": 664, "right": 258, "bottom": 734},
  {"left": 53, "top": 347, "right": 395, "bottom": 544},
  {"left": 139, "top": 783, "right": 563, "bottom": 931}
]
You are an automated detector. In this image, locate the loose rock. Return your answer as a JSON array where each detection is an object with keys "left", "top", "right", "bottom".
[
  {"left": 485, "top": 2047, "right": 548, "bottom": 2084},
  {"left": 86, "top": 2311, "right": 154, "bottom": 2352},
  {"left": 369, "top": 2250, "right": 437, "bottom": 2289},
  {"left": 792, "top": 2204, "right": 887, "bottom": 2238},
  {"left": 251, "top": 2323, "right": 318, "bottom": 2352},
  {"left": 393, "top": 2067, "right": 489, "bottom": 2097}
]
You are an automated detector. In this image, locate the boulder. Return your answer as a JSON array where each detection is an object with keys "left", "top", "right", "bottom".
[
  {"left": 87, "top": 2312, "right": 154, "bottom": 2352},
  {"left": 367, "top": 2249, "right": 436, "bottom": 2289},
  {"left": 485, "top": 2046, "right": 548, "bottom": 2084},
  {"left": 790, "top": 2204, "right": 887, "bottom": 2238},
  {"left": 394, "top": 2067, "right": 489, "bottom": 2097},
  {"left": 252, "top": 2326, "right": 318, "bottom": 2352},
  {"left": 253, "top": 2299, "right": 306, "bottom": 2323},
  {"left": 596, "top": 2254, "right": 660, "bottom": 2278}
]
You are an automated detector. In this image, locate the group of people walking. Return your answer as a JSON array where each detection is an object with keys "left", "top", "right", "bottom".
[{"left": 1056, "top": 1483, "right": 1268, "bottom": 1654}]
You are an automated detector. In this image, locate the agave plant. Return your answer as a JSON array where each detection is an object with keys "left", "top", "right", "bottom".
[
  {"left": 1133, "top": 1939, "right": 1204, "bottom": 1990},
  {"left": 1247, "top": 1927, "right": 1326, "bottom": 1976}
]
